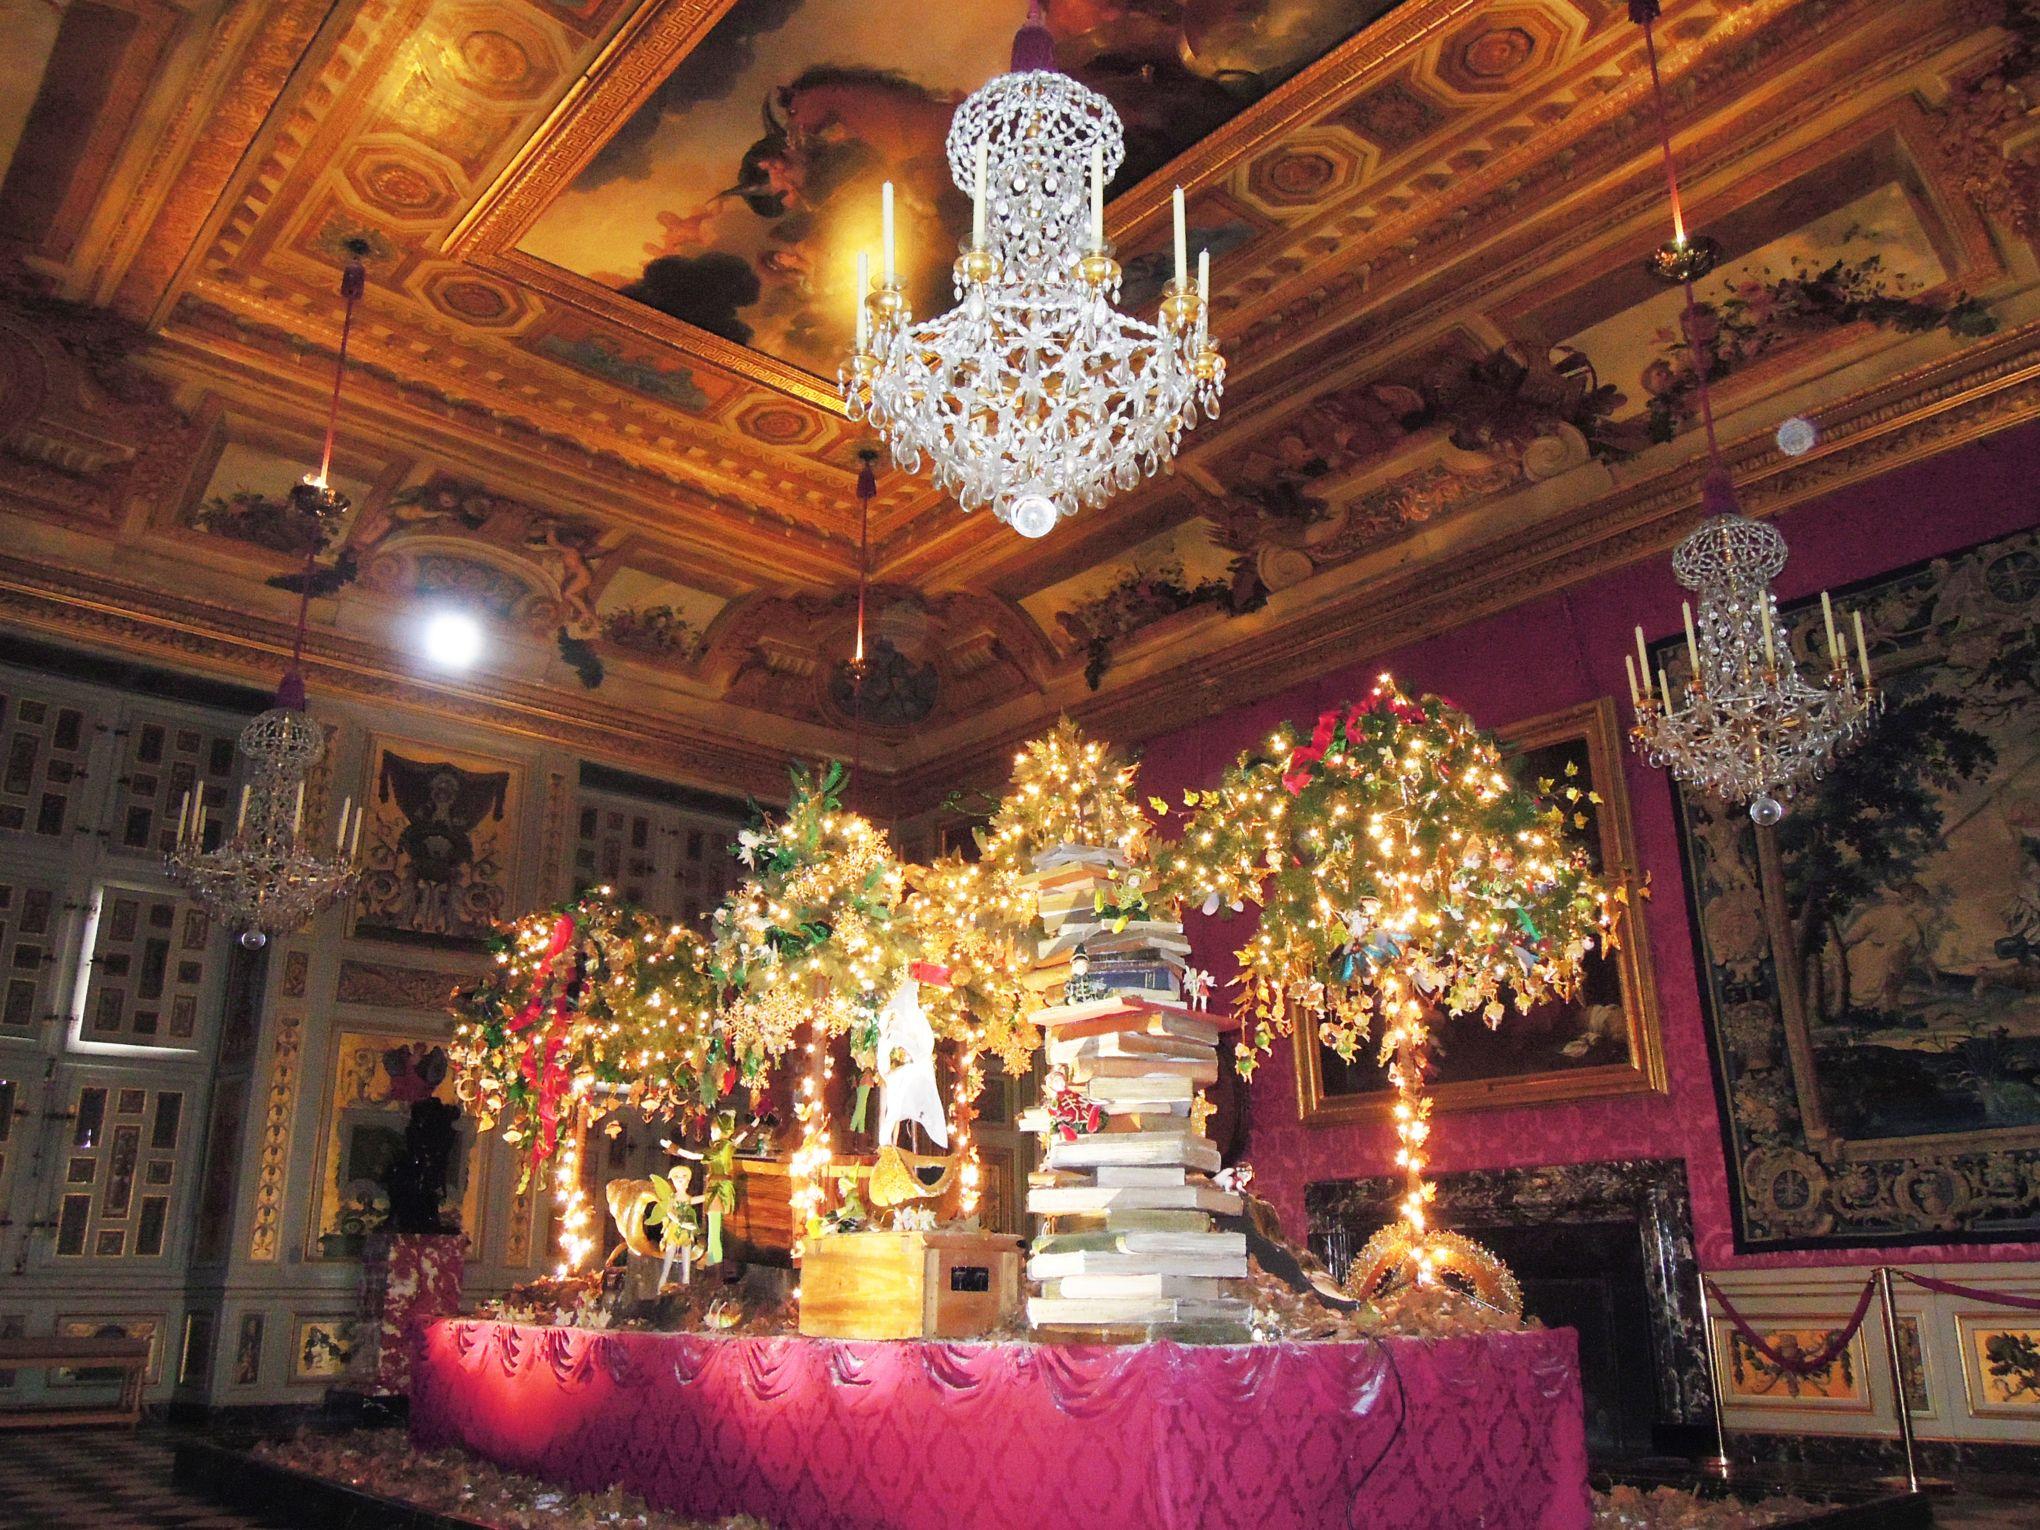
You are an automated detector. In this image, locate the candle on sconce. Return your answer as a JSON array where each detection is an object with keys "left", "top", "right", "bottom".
[
  {"left": 854, "top": 251, "right": 870, "bottom": 350},
  {"left": 1852, "top": 609, "right": 1871, "bottom": 687},
  {"left": 881, "top": 181, "right": 896, "bottom": 283},
  {"left": 974, "top": 139, "right": 989, "bottom": 250},
  {"left": 1171, "top": 187, "right": 1187, "bottom": 288}
]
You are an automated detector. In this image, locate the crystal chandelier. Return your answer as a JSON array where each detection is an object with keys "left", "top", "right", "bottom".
[
  {"left": 167, "top": 252, "right": 370, "bottom": 945},
  {"left": 840, "top": 1, "right": 1223, "bottom": 539},
  {"left": 1622, "top": 1, "right": 1877, "bottom": 825}
]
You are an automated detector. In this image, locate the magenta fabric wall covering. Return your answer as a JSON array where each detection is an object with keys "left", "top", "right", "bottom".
[
  {"left": 412, "top": 1319, "right": 1591, "bottom": 1529},
  {"left": 1138, "top": 423, "right": 2040, "bottom": 1268}
]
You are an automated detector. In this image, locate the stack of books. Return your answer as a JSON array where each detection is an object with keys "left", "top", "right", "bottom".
[{"left": 1018, "top": 849, "right": 1249, "bottom": 1336}]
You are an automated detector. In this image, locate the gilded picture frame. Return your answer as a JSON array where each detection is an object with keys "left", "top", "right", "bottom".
[{"left": 1295, "top": 695, "right": 1665, "bottom": 1124}]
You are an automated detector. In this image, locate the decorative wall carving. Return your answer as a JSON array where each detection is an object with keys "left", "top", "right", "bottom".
[
  {"left": 335, "top": 959, "right": 465, "bottom": 1012},
  {"left": 247, "top": 1011, "right": 304, "bottom": 1262}
]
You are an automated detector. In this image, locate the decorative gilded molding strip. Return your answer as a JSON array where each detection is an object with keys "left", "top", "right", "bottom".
[
  {"left": 335, "top": 959, "right": 468, "bottom": 1012},
  {"left": 247, "top": 1011, "right": 303, "bottom": 1262}
]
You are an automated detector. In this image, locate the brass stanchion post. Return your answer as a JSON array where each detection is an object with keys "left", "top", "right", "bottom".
[
  {"left": 1876, "top": 1266, "right": 1921, "bottom": 1495},
  {"left": 1694, "top": 1273, "right": 1732, "bottom": 1478}
]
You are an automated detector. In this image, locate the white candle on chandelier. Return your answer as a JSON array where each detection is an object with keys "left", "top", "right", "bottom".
[
  {"left": 1658, "top": 666, "right": 1673, "bottom": 714},
  {"left": 1624, "top": 653, "right": 1640, "bottom": 707},
  {"left": 1090, "top": 145, "right": 1104, "bottom": 252},
  {"left": 1820, "top": 590, "right": 1838, "bottom": 666},
  {"left": 971, "top": 140, "right": 987, "bottom": 251},
  {"left": 236, "top": 785, "right": 250, "bottom": 836},
  {"left": 1633, "top": 625, "right": 1652, "bottom": 701},
  {"left": 854, "top": 251, "right": 869, "bottom": 350},
  {"left": 350, "top": 805, "right": 363, "bottom": 860},
  {"left": 1171, "top": 186, "right": 1187, "bottom": 287},
  {"left": 881, "top": 181, "right": 896, "bottom": 283},
  {"left": 176, "top": 789, "right": 190, "bottom": 845},
  {"left": 1681, "top": 601, "right": 1699, "bottom": 679},
  {"left": 1759, "top": 601, "right": 1776, "bottom": 669},
  {"left": 192, "top": 782, "right": 204, "bottom": 842},
  {"left": 291, "top": 780, "right": 304, "bottom": 836},
  {"left": 336, "top": 795, "right": 352, "bottom": 853},
  {"left": 1852, "top": 609, "right": 1871, "bottom": 687}
]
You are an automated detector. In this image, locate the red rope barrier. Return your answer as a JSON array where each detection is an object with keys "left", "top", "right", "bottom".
[
  {"left": 1896, "top": 1270, "right": 2040, "bottom": 1312},
  {"left": 1704, "top": 1275, "right": 1876, "bottom": 1378}
]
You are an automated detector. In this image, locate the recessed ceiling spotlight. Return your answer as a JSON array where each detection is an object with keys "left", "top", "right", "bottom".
[
  {"left": 421, "top": 610, "right": 484, "bottom": 670},
  {"left": 1776, "top": 416, "right": 1818, "bottom": 457}
]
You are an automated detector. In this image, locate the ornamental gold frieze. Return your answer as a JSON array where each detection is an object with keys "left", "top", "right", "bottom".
[
  {"left": 0, "top": 554, "right": 828, "bottom": 800},
  {"left": 883, "top": 332, "right": 2040, "bottom": 812},
  {"left": 152, "top": 302, "right": 862, "bottom": 582}
]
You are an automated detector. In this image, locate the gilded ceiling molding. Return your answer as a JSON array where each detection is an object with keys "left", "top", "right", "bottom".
[
  {"left": 150, "top": 309, "right": 860, "bottom": 581},
  {"left": 0, "top": 554, "right": 844, "bottom": 798},
  {"left": 887, "top": 327, "right": 2040, "bottom": 812}
]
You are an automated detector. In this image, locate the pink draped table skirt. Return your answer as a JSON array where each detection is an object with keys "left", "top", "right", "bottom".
[{"left": 411, "top": 1318, "right": 1590, "bottom": 1530}]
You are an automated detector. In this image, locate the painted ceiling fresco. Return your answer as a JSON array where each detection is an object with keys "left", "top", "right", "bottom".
[
  {"left": 521, "top": 0, "right": 1405, "bottom": 376},
  {"left": 1, "top": 0, "right": 2038, "bottom": 803}
]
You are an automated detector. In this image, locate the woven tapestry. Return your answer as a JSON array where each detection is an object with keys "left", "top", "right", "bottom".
[{"left": 1673, "top": 526, "right": 2039, "bottom": 1249}]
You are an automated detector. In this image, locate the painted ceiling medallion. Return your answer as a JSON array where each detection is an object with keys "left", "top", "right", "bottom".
[{"left": 840, "top": 2, "right": 1223, "bottom": 539}]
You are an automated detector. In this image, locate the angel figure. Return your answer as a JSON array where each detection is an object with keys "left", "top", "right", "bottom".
[{"left": 1183, "top": 967, "right": 1214, "bottom": 1012}]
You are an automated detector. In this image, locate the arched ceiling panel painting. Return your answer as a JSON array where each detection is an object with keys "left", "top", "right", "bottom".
[{"left": 511, "top": 0, "right": 1408, "bottom": 383}]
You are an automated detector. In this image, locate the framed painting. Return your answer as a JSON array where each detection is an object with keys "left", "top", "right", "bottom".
[
  {"left": 290, "top": 1316, "right": 358, "bottom": 1384},
  {"left": 350, "top": 736, "right": 520, "bottom": 950},
  {"left": 51, "top": 1316, "right": 163, "bottom": 1386},
  {"left": 1673, "top": 526, "right": 2040, "bottom": 1250},
  {"left": 1295, "top": 696, "right": 1665, "bottom": 1123},
  {"left": 305, "top": 1029, "right": 482, "bottom": 1262},
  {"left": 1712, "top": 1317, "right": 1873, "bottom": 1413},
  {"left": 1957, "top": 1314, "right": 2040, "bottom": 1419}
]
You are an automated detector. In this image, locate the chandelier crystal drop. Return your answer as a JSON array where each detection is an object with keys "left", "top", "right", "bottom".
[
  {"left": 165, "top": 251, "right": 369, "bottom": 945},
  {"left": 840, "top": 2, "right": 1223, "bottom": 538},
  {"left": 1621, "top": 1, "right": 1876, "bottom": 823}
]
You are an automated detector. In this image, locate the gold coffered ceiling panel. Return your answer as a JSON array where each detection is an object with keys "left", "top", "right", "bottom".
[{"left": 0, "top": 0, "right": 2035, "bottom": 807}]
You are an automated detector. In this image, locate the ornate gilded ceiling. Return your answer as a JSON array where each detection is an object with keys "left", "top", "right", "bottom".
[{"left": 1, "top": 0, "right": 2038, "bottom": 811}]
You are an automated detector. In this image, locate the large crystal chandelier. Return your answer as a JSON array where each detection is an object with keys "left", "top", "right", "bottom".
[
  {"left": 167, "top": 252, "right": 370, "bottom": 945},
  {"left": 840, "top": 2, "right": 1223, "bottom": 539},
  {"left": 1622, "top": 1, "right": 1876, "bottom": 825}
]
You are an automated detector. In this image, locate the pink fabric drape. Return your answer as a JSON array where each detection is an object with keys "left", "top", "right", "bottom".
[{"left": 411, "top": 1320, "right": 1590, "bottom": 1530}]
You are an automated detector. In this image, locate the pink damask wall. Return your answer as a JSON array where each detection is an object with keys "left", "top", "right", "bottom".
[{"left": 1140, "top": 422, "right": 2040, "bottom": 1269}]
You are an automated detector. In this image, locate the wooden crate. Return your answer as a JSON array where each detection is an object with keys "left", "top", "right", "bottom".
[{"left": 798, "top": 1229, "right": 1023, "bottom": 1340}]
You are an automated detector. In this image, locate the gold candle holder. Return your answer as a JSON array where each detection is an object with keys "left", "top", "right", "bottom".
[
  {"left": 954, "top": 247, "right": 1001, "bottom": 287},
  {"left": 866, "top": 279, "right": 910, "bottom": 328},
  {"left": 1158, "top": 276, "right": 1203, "bottom": 333},
  {"left": 1075, "top": 249, "right": 1120, "bottom": 290}
]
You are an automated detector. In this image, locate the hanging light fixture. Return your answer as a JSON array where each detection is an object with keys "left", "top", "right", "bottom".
[
  {"left": 840, "top": 1, "right": 1223, "bottom": 539},
  {"left": 167, "top": 249, "right": 370, "bottom": 945},
  {"left": 1622, "top": 1, "right": 1877, "bottom": 826}
]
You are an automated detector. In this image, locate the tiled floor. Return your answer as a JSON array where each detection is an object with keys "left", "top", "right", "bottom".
[
  {"left": 0, "top": 1425, "right": 2036, "bottom": 1527},
  {"left": 0, "top": 1431, "right": 287, "bottom": 1530}
]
